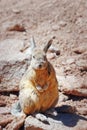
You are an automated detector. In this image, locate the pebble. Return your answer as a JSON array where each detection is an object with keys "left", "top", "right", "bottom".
[
  {"left": 58, "top": 21, "right": 67, "bottom": 27},
  {"left": 12, "top": 9, "right": 21, "bottom": 14},
  {"left": 66, "top": 58, "right": 75, "bottom": 64},
  {"left": 52, "top": 25, "right": 60, "bottom": 31},
  {"left": 8, "top": 24, "right": 26, "bottom": 32}
]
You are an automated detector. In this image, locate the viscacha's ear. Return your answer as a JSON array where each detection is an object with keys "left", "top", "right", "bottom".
[
  {"left": 30, "top": 36, "right": 36, "bottom": 49},
  {"left": 43, "top": 39, "right": 53, "bottom": 53}
]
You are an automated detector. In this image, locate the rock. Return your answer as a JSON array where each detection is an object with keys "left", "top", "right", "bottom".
[
  {"left": 52, "top": 25, "right": 60, "bottom": 31},
  {"left": 12, "top": 9, "right": 21, "bottom": 14},
  {"left": 66, "top": 58, "right": 75, "bottom": 64},
  {"left": 25, "top": 114, "right": 87, "bottom": 130},
  {"left": 0, "top": 95, "right": 8, "bottom": 107},
  {"left": 10, "top": 94, "right": 18, "bottom": 100},
  {"left": 57, "top": 75, "right": 87, "bottom": 97},
  {"left": 25, "top": 115, "right": 61, "bottom": 130},
  {"left": 0, "top": 60, "right": 28, "bottom": 92},
  {"left": 58, "top": 21, "right": 67, "bottom": 27},
  {"left": 0, "top": 114, "right": 14, "bottom": 127},
  {"left": 59, "top": 93, "right": 69, "bottom": 102},
  {"left": 0, "top": 107, "right": 10, "bottom": 114},
  {"left": 0, "top": 101, "right": 6, "bottom": 107},
  {"left": 0, "top": 95, "right": 18, "bottom": 107},
  {"left": 77, "top": 107, "right": 87, "bottom": 115},
  {"left": 5, "top": 115, "right": 26, "bottom": 130},
  {"left": 48, "top": 46, "right": 60, "bottom": 55},
  {"left": 75, "top": 98, "right": 87, "bottom": 115},
  {"left": 58, "top": 97, "right": 87, "bottom": 116},
  {"left": 8, "top": 24, "right": 26, "bottom": 32},
  {"left": 47, "top": 53, "right": 56, "bottom": 60},
  {"left": 0, "top": 39, "right": 29, "bottom": 61},
  {"left": 76, "top": 60, "right": 87, "bottom": 71},
  {"left": 64, "top": 76, "right": 87, "bottom": 97},
  {"left": 58, "top": 54, "right": 87, "bottom": 97},
  {"left": 73, "top": 45, "right": 87, "bottom": 54},
  {"left": 64, "top": 65, "right": 71, "bottom": 72},
  {"left": 0, "top": 39, "right": 31, "bottom": 92},
  {"left": 57, "top": 75, "right": 68, "bottom": 91}
]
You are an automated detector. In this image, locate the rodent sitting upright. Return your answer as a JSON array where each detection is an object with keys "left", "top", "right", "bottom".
[{"left": 11, "top": 37, "right": 59, "bottom": 116}]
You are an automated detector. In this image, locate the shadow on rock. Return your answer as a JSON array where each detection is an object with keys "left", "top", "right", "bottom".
[{"left": 46, "top": 105, "right": 87, "bottom": 127}]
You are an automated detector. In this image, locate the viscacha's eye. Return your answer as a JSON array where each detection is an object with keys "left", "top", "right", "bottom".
[{"left": 33, "top": 56, "right": 35, "bottom": 58}]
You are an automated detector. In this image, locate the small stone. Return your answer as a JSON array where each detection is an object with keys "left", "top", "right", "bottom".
[
  {"left": 66, "top": 29, "right": 71, "bottom": 33},
  {"left": 48, "top": 46, "right": 60, "bottom": 55},
  {"left": 58, "top": 21, "right": 67, "bottom": 27},
  {"left": 47, "top": 53, "right": 56, "bottom": 60},
  {"left": 73, "top": 46, "right": 87, "bottom": 54},
  {"left": 8, "top": 24, "right": 26, "bottom": 32},
  {"left": 64, "top": 65, "right": 71, "bottom": 72},
  {"left": 59, "top": 93, "right": 69, "bottom": 102},
  {"left": 34, "top": 113, "right": 48, "bottom": 123},
  {"left": 61, "top": 61, "right": 66, "bottom": 65},
  {"left": 66, "top": 58, "right": 75, "bottom": 64},
  {"left": 52, "top": 25, "right": 60, "bottom": 31},
  {"left": 12, "top": 9, "right": 21, "bottom": 14}
]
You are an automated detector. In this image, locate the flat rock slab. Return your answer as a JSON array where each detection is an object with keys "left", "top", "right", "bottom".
[
  {"left": 0, "top": 95, "right": 18, "bottom": 107},
  {"left": 5, "top": 115, "right": 26, "bottom": 130},
  {"left": 0, "top": 114, "right": 14, "bottom": 127},
  {"left": 0, "top": 107, "right": 11, "bottom": 114},
  {"left": 0, "top": 39, "right": 29, "bottom": 61},
  {"left": 0, "top": 60, "right": 28, "bottom": 92},
  {"left": 58, "top": 96, "right": 87, "bottom": 116},
  {"left": 57, "top": 75, "right": 87, "bottom": 97},
  {"left": 0, "top": 39, "right": 31, "bottom": 92},
  {"left": 55, "top": 52, "right": 87, "bottom": 97},
  {"left": 25, "top": 114, "right": 87, "bottom": 130}
]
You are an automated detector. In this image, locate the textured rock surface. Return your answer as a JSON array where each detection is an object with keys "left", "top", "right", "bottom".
[
  {"left": 25, "top": 114, "right": 87, "bottom": 130},
  {"left": 0, "top": 114, "right": 14, "bottom": 127},
  {"left": 0, "top": 107, "right": 11, "bottom": 114},
  {"left": 56, "top": 53, "right": 87, "bottom": 97},
  {"left": 0, "top": 39, "right": 31, "bottom": 92},
  {"left": 6, "top": 115, "right": 26, "bottom": 130},
  {"left": 57, "top": 75, "right": 87, "bottom": 97},
  {"left": 58, "top": 95, "right": 87, "bottom": 116},
  {"left": 0, "top": 95, "right": 18, "bottom": 107}
]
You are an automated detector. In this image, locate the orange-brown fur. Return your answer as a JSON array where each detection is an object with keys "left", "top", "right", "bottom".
[{"left": 19, "top": 61, "right": 58, "bottom": 114}]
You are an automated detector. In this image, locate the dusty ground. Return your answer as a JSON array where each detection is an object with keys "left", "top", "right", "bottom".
[{"left": 0, "top": 0, "right": 87, "bottom": 129}]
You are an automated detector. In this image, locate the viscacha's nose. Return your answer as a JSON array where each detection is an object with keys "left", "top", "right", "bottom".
[{"left": 39, "top": 64, "right": 42, "bottom": 68}]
